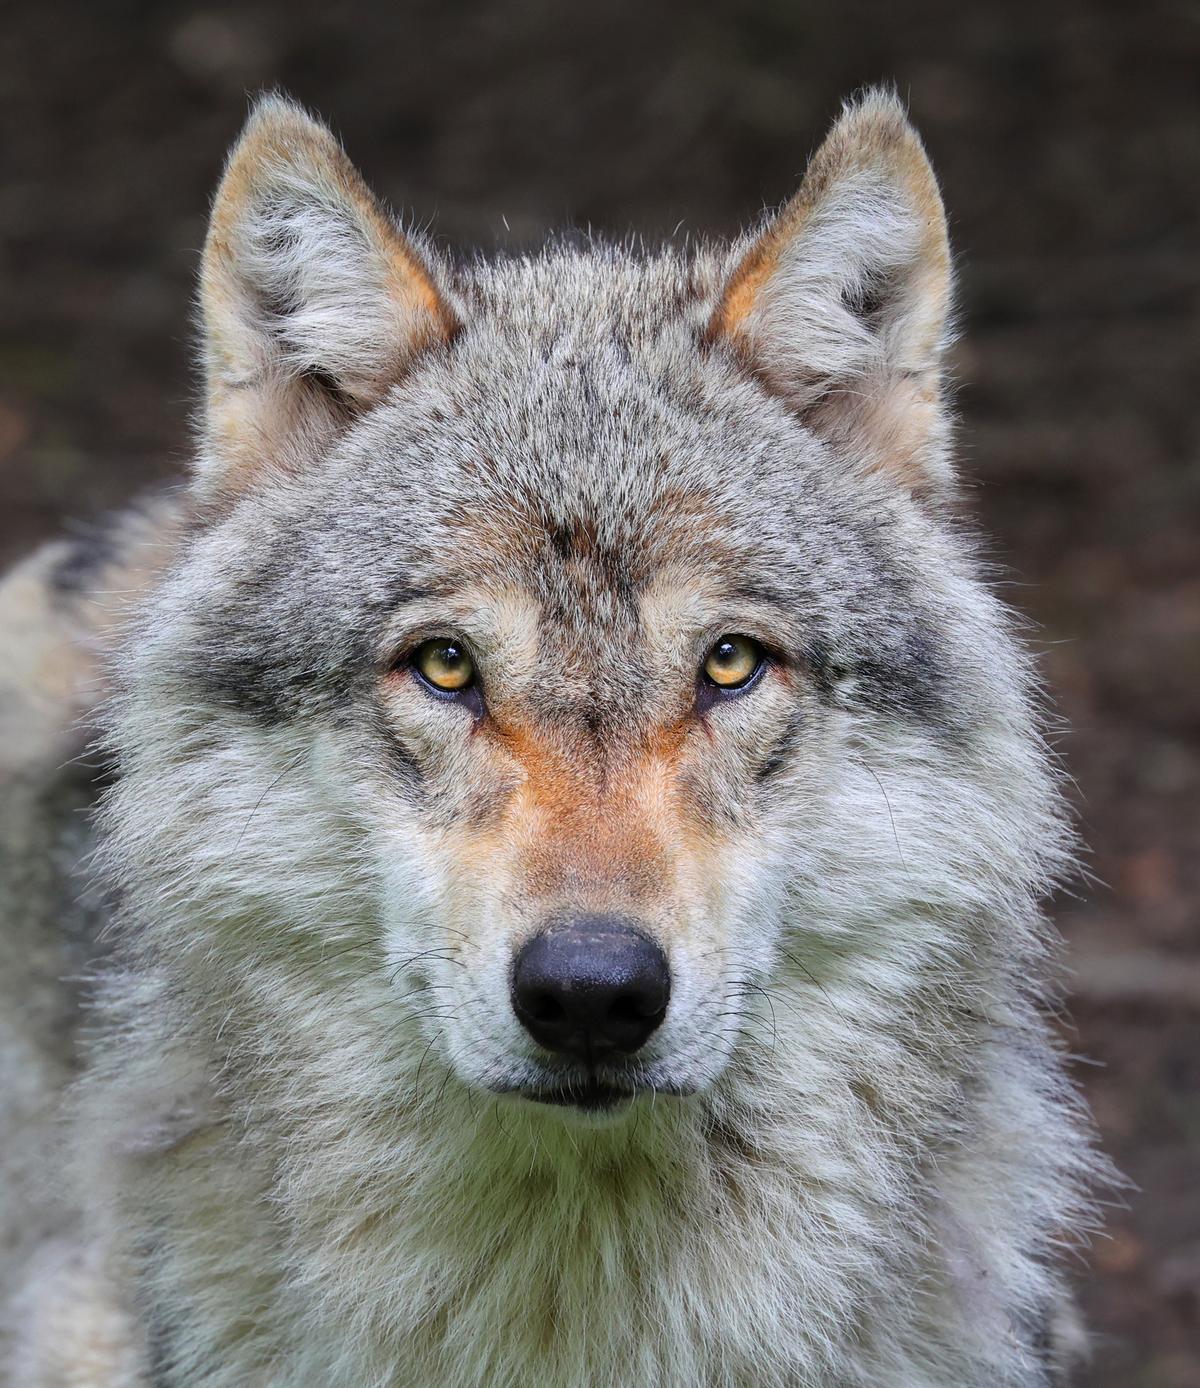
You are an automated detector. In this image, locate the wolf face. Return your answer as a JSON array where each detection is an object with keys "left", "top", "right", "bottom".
[
  {"left": 89, "top": 93, "right": 1096, "bottom": 1385},
  {"left": 115, "top": 94, "right": 1052, "bottom": 1114}
]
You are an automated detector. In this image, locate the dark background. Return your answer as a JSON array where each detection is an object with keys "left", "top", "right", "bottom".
[{"left": 2, "top": 1, "right": 1197, "bottom": 1381}]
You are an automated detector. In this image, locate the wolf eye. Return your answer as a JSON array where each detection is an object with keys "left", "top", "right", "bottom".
[
  {"left": 702, "top": 634, "right": 764, "bottom": 691},
  {"left": 412, "top": 638, "right": 475, "bottom": 693}
]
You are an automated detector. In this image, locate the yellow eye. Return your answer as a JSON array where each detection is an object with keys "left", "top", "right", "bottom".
[
  {"left": 413, "top": 638, "right": 475, "bottom": 692},
  {"left": 702, "top": 634, "right": 763, "bottom": 690}
]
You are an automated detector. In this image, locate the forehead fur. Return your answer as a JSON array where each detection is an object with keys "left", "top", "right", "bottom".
[
  {"left": 334, "top": 242, "right": 896, "bottom": 576},
  {"left": 167, "top": 239, "right": 972, "bottom": 729}
]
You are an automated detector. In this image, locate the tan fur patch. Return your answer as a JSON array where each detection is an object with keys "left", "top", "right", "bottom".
[{"left": 495, "top": 720, "right": 674, "bottom": 910}]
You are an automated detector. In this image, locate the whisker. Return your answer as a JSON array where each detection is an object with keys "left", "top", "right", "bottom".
[{"left": 233, "top": 750, "right": 307, "bottom": 855}]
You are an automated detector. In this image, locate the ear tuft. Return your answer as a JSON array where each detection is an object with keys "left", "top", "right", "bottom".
[
  {"left": 709, "top": 89, "right": 954, "bottom": 494},
  {"left": 199, "top": 94, "right": 458, "bottom": 501}
]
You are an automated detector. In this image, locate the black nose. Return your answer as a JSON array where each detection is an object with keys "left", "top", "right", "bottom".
[{"left": 511, "top": 917, "right": 670, "bottom": 1062}]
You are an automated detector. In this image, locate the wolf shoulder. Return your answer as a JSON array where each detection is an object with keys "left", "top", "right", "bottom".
[
  {"left": 0, "top": 492, "right": 186, "bottom": 1380},
  {"left": 0, "top": 490, "right": 188, "bottom": 1080},
  {"left": 0, "top": 494, "right": 188, "bottom": 776}
]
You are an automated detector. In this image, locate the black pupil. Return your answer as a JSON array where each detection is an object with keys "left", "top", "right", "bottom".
[
  {"left": 440, "top": 644, "right": 463, "bottom": 668},
  {"left": 715, "top": 641, "right": 738, "bottom": 665}
]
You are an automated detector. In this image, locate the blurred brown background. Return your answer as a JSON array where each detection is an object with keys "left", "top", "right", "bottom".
[{"left": 2, "top": 0, "right": 1197, "bottom": 1381}]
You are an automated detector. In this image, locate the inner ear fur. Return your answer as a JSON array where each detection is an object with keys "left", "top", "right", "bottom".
[
  {"left": 708, "top": 90, "right": 954, "bottom": 495},
  {"left": 199, "top": 94, "right": 458, "bottom": 502}
]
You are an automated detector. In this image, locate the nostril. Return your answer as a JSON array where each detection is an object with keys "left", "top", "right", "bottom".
[
  {"left": 610, "top": 992, "right": 662, "bottom": 1024},
  {"left": 526, "top": 990, "right": 567, "bottom": 1026},
  {"left": 610, "top": 996, "right": 642, "bottom": 1022}
]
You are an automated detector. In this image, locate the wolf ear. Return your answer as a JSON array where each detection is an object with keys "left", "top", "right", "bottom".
[
  {"left": 198, "top": 95, "right": 457, "bottom": 502},
  {"left": 708, "top": 91, "right": 953, "bottom": 495}
]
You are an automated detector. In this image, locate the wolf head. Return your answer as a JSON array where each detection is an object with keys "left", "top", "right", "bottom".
[{"left": 107, "top": 93, "right": 1064, "bottom": 1134}]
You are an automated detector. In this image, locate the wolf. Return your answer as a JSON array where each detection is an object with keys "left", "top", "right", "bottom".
[{"left": 0, "top": 90, "right": 1102, "bottom": 1386}]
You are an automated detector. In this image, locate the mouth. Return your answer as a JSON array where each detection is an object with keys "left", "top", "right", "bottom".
[
  {"left": 520, "top": 1079, "right": 636, "bottom": 1113},
  {"left": 493, "top": 1072, "right": 696, "bottom": 1115}
]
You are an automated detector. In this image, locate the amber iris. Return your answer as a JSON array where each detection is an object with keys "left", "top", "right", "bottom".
[
  {"left": 702, "top": 634, "right": 763, "bottom": 689},
  {"left": 413, "top": 638, "right": 475, "bottom": 692}
]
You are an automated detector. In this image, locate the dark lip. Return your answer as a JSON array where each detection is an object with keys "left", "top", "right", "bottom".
[
  {"left": 498, "top": 1078, "right": 695, "bottom": 1114},
  {"left": 522, "top": 1080, "right": 634, "bottom": 1112}
]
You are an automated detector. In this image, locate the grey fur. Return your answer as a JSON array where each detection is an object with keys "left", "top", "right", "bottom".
[{"left": 0, "top": 92, "right": 1105, "bottom": 1386}]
